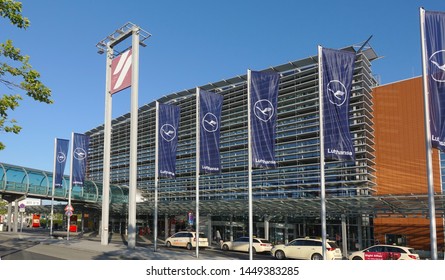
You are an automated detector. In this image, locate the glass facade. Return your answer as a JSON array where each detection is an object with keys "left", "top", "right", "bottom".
[{"left": 85, "top": 46, "right": 378, "bottom": 217}]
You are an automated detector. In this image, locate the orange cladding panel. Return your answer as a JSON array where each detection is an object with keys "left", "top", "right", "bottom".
[
  {"left": 373, "top": 77, "right": 443, "bottom": 250},
  {"left": 373, "top": 77, "right": 441, "bottom": 195}
]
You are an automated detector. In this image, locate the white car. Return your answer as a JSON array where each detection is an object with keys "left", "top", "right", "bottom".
[
  {"left": 271, "top": 237, "right": 342, "bottom": 260},
  {"left": 165, "top": 231, "right": 209, "bottom": 250},
  {"left": 349, "top": 245, "right": 420, "bottom": 260},
  {"left": 221, "top": 237, "right": 273, "bottom": 254}
]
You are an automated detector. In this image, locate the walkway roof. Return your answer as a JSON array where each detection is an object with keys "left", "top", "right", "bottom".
[{"left": 21, "top": 193, "right": 445, "bottom": 220}]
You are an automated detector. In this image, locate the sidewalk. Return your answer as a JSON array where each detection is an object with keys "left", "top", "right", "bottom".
[{"left": 0, "top": 229, "right": 232, "bottom": 260}]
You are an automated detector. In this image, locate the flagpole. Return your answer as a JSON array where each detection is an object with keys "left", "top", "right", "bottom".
[
  {"left": 195, "top": 87, "right": 201, "bottom": 259},
  {"left": 67, "top": 132, "right": 74, "bottom": 241},
  {"left": 50, "top": 138, "right": 57, "bottom": 237},
  {"left": 247, "top": 69, "right": 253, "bottom": 261},
  {"left": 318, "top": 45, "right": 327, "bottom": 260},
  {"left": 154, "top": 101, "right": 159, "bottom": 252},
  {"left": 101, "top": 42, "right": 112, "bottom": 246},
  {"left": 440, "top": 149, "right": 445, "bottom": 260},
  {"left": 419, "top": 7, "right": 438, "bottom": 260},
  {"left": 127, "top": 26, "right": 140, "bottom": 250}
]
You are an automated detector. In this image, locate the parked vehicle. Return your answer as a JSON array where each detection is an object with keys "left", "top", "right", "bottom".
[
  {"left": 349, "top": 244, "right": 419, "bottom": 260},
  {"left": 221, "top": 237, "right": 272, "bottom": 254},
  {"left": 271, "top": 237, "right": 342, "bottom": 260},
  {"left": 165, "top": 231, "right": 209, "bottom": 250}
]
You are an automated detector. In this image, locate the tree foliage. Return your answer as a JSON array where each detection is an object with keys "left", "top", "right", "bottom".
[
  {"left": 0, "top": 198, "right": 7, "bottom": 215},
  {"left": 0, "top": 0, "right": 53, "bottom": 150}
]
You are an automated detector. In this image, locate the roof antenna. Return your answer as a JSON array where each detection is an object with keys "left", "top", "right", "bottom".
[{"left": 356, "top": 35, "right": 373, "bottom": 53}]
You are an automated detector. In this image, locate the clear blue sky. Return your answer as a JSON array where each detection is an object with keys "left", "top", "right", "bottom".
[{"left": 1, "top": 0, "right": 444, "bottom": 173}]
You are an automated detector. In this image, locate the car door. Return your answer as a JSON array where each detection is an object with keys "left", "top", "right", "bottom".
[
  {"left": 303, "top": 240, "right": 321, "bottom": 259},
  {"left": 176, "top": 232, "right": 190, "bottom": 247},
  {"left": 170, "top": 232, "right": 182, "bottom": 247},
  {"left": 233, "top": 237, "right": 249, "bottom": 252},
  {"left": 231, "top": 238, "right": 242, "bottom": 251},
  {"left": 386, "top": 246, "right": 403, "bottom": 260},
  {"left": 364, "top": 245, "right": 386, "bottom": 260},
  {"left": 286, "top": 239, "right": 306, "bottom": 259}
]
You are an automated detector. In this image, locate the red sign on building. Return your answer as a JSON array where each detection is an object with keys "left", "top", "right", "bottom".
[{"left": 110, "top": 49, "right": 132, "bottom": 95}]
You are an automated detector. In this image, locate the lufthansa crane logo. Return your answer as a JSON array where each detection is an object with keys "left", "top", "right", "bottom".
[
  {"left": 430, "top": 50, "right": 445, "bottom": 83},
  {"left": 327, "top": 80, "right": 347, "bottom": 107},
  {"left": 202, "top": 113, "right": 219, "bottom": 133},
  {"left": 160, "top": 124, "right": 177, "bottom": 142},
  {"left": 57, "top": 152, "right": 66, "bottom": 163},
  {"left": 73, "top": 148, "right": 86, "bottom": 160},
  {"left": 254, "top": 99, "right": 274, "bottom": 122}
]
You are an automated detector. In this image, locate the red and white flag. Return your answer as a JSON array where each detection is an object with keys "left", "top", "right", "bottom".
[{"left": 110, "top": 49, "right": 132, "bottom": 94}]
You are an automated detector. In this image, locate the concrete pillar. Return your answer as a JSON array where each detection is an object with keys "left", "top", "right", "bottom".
[
  {"left": 13, "top": 200, "right": 18, "bottom": 233},
  {"left": 303, "top": 218, "right": 307, "bottom": 236},
  {"left": 264, "top": 216, "right": 270, "bottom": 240},
  {"left": 366, "top": 216, "right": 371, "bottom": 248},
  {"left": 207, "top": 214, "right": 212, "bottom": 245},
  {"left": 164, "top": 215, "right": 169, "bottom": 240},
  {"left": 284, "top": 216, "right": 289, "bottom": 244},
  {"left": 81, "top": 211, "right": 85, "bottom": 233},
  {"left": 229, "top": 215, "right": 233, "bottom": 241},
  {"left": 7, "top": 203, "right": 12, "bottom": 232},
  {"left": 341, "top": 214, "right": 348, "bottom": 259},
  {"left": 357, "top": 215, "right": 363, "bottom": 250},
  {"left": 125, "top": 216, "right": 128, "bottom": 235}
]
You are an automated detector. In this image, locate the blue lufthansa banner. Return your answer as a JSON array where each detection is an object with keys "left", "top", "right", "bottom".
[
  {"left": 72, "top": 133, "right": 89, "bottom": 186},
  {"left": 425, "top": 10, "right": 445, "bottom": 150},
  {"left": 249, "top": 70, "right": 280, "bottom": 168},
  {"left": 158, "top": 103, "right": 180, "bottom": 178},
  {"left": 199, "top": 89, "right": 223, "bottom": 174},
  {"left": 54, "top": 138, "right": 69, "bottom": 188},
  {"left": 321, "top": 48, "right": 356, "bottom": 161}
]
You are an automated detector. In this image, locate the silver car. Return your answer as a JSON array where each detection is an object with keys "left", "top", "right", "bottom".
[{"left": 221, "top": 237, "right": 273, "bottom": 253}]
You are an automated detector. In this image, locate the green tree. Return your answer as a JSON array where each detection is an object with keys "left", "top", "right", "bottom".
[
  {"left": 0, "top": 0, "right": 53, "bottom": 150},
  {"left": 0, "top": 198, "right": 7, "bottom": 215}
]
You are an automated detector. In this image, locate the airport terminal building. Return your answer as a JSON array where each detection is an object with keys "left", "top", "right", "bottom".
[
  {"left": 1, "top": 42, "right": 444, "bottom": 254},
  {"left": 85, "top": 44, "right": 380, "bottom": 249}
]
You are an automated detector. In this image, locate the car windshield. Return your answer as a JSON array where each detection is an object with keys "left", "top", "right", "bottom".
[
  {"left": 198, "top": 233, "right": 207, "bottom": 238},
  {"left": 259, "top": 239, "right": 270, "bottom": 243},
  {"left": 407, "top": 248, "right": 417, "bottom": 254},
  {"left": 327, "top": 241, "right": 338, "bottom": 248}
]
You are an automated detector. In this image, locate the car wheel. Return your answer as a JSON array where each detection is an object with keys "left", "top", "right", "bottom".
[
  {"left": 311, "top": 253, "right": 323, "bottom": 260},
  {"left": 352, "top": 256, "right": 363, "bottom": 260},
  {"left": 166, "top": 241, "right": 172, "bottom": 248},
  {"left": 186, "top": 243, "right": 193, "bottom": 250},
  {"left": 275, "top": 250, "right": 286, "bottom": 260},
  {"left": 249, "top": 247, "right": 256, "bottom": 254},
  {"left": 222, "top": 244, "right": 229, "bottom": 251}
]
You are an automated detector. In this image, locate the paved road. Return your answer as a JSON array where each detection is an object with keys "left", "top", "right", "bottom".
[{"left": 0, "top": 229, "right": 273, "bottom": 260}]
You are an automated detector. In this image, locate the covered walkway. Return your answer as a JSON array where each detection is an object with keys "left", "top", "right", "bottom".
[{"left": 0, "top": 163, "right": 128, "bottom": 204}]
